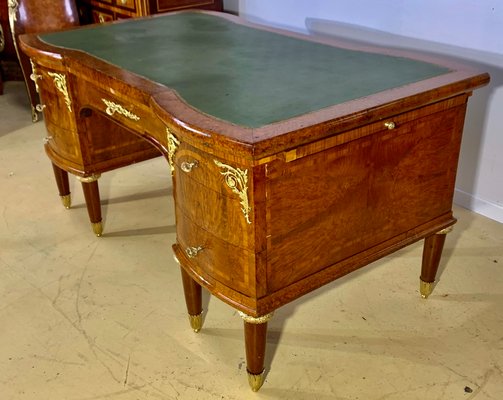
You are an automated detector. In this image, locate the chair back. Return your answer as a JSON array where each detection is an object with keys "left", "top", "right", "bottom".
[{"left": 8, "top": 0, "right": 80, "bottom": 121}]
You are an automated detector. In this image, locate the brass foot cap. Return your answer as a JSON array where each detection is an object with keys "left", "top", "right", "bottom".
[
  {"left": 60, "top": 194, "right": 71, "bottom": 209},
  {"left": 420, "top": 279, "right": 434, "bottom": 299},
  {"left": 91, "top": 222, "right": 103, "bottom": 237},
  {"left": 247, "top": 370, "right": 265, "bottom": 392},
  {"left": 188, "top": 313, "right": 203, "bottom": 333}
]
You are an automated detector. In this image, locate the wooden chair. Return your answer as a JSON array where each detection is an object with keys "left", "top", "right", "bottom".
[{"left": 7, "top": 0, "right": 80, "bottom": 121}]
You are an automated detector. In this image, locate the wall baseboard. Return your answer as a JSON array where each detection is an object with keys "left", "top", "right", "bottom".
[{"left": 454, "top": 189, "right": 503, "bottom": 223}]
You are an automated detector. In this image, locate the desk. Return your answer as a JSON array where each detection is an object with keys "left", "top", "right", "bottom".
[{"left": 20, "top": 11, "right": 489, "bottom": 391}]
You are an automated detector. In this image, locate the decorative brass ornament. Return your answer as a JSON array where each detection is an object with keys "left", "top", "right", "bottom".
[
  {"left": 47, "top": 72, "right": 72, "bottom": 112},
  {"left": 384, "top": 121, "right": 396, "bottom": 130},
  {"left": 102, "top": 98, "right": 139, "bottom": 120},
  {"left": 185, "top": 246, "right": 203, "bottom": 259},
  {"left": 238, "top": 311, "right": 274, "bottom": 324},
  {"left": 181, "top": 160, "right": 198, "bottom": 173},
  {"left": 437, "top": 226, "right": 453, "bottom": 235},
  {"left": 0, "top": 23, "right": 5, "bottom": 52},
  {"left": 166, "top": 128, "right": 180, "bottom": 175},
  {"left": 8, "top": 1, "right": 19, "bottom": 26},
  {"left": 29, "top": 60, "right": 42, "bottom": 93},
  {"left": 214, "top": 160, "right": 252, "bottom": 224},
  {"left": 76, "top": 174, "right": 101, "bottom": 183}
]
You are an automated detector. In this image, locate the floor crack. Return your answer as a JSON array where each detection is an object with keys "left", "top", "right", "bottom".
[{"left": 124, "top": 354, "right": 131, "bottom": 387}]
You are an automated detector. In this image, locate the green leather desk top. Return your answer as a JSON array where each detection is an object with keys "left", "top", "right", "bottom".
[{"left": 41, "top": 12, "right": 450, "bottom": 128}]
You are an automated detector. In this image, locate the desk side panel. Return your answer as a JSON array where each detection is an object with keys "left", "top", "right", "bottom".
[{"left": 265, "top": 96, "right": 468, "bottom": 296}]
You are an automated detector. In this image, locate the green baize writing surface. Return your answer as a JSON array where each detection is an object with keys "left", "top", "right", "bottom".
[{"left": 41, "top": 13, "right": 449, "bottom": 128}]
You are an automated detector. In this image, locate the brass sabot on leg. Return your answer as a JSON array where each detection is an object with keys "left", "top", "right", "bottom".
[
  {"left": 60, "top": 194, "right": 71, "bottom": 209},
  {"left": 91, "top": 221, "right": 103, "bottom": 237},
  {"left": 188, "top": 312, "right": 203, "bottom": 333},
  {"left": 420, "top": 279, "right": 434, "bottom": 299},
  {"left": 247, "top": 370, "right": 265, "bottom": 392}
]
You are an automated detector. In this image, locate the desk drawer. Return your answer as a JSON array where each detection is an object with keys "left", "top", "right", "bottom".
[
  {"left": 79, "top": 84, "right": 160, "bottom": 138},
  {"left": 174, "top": 143, "right": 246, "bottom": 194},
  {"left": 174, "top": 160, "right": 254, "bottom": 250},
  {"left": 266, "top": 101, "right": 468, "bottom": 292},
  {"left": 172, "top": 142, "right": 255, "bottom": 244},
  {"left": 92, "top": 9, "right": 114, "bottom": 23},
  {"left": 34, "top": 65, "right": 81, "bottom": 162},
  {"left": 176, "top": 209, "right": 256, "bottom": 297},
  {"left": 115, "top": 0, "right": 136, "bottom": 11}
]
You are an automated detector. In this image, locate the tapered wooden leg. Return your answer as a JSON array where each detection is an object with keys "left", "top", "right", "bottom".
[
  {"left": 77, "top": 174, "right": 103, "bottom": 237},
  {"left": 180, "top": 268, "right": 203, "bottom": 332},
  {"left": 240, "top": 312, "right": 274, "bottom": 392},
  {"left": 420, "top": 226, "right": 453, "bottom": 298},
  {"left": 51, "top": 163, "right": 71, "bottom": 209}
]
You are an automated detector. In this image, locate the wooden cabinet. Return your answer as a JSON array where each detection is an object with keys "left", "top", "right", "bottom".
[{"left": 77, "top": 0, "right": 223, "bottom": 24}]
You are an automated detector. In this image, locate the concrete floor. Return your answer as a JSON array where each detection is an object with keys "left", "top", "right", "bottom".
[{"left": 1, "top": 81, "right": 502, "bottom": 399}]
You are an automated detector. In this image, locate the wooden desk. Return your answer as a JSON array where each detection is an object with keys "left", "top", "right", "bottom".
[{"left": 20, "top": 11, "right": 489, "bottom": 391}]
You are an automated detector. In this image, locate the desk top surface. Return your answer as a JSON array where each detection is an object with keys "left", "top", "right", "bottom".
[{"left": 40, "top": 12, "right": 451, "bottom": 128}]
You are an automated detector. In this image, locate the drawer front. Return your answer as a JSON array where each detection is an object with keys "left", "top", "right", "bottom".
[
  {"left": 173, "top": 143, "right": 248, "bottom": 195},
  {"left": 35, "top": 65, "right": 81, "bottom": 162},
  {"left": 92, "top": 9, "right": 114, "bottom": 23},
  {"left": 115, "top": 12, "right": 134, "bottom": 19},
  {"left": 80, "top": 84, "right": 157, "bottom": 136},
  {"left": 174, "top": 159, "right": 255, "bottom": 250},
  {"left": 115, "top": 0, "right": 137, "bottom": 11},
  {"left": 176, "top": 209, "right": 256, "bottom": 297},
  {"left": 266, "top": 101, "right": 468, "bottom": 293},
  {"left": 70, "top": 79, "right": 168, "bottom": 168},
  {"left": 171, "top": 141, "right": 256, "bottom": 242}
]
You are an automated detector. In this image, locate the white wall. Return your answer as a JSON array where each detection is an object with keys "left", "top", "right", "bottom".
[{"left": 223, "top": 0, "right": 503, "bottom": 223}]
